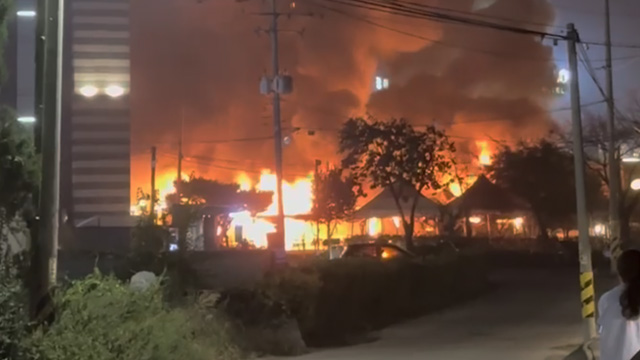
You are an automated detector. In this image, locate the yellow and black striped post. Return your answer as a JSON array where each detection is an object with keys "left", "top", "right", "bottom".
[
  {"left": 580, "top": 271, "right": 596, "bottom": 319},
  {"left": 609, "top": 235, "right": 623, "bottom": 273}
]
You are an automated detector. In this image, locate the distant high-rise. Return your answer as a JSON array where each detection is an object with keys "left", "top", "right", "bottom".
[
  {"left": 63, "top": 0, "right": 132, "bottom": 227},
  {"left": 0, "top": 0, "right": 37, "bottom": 123}
]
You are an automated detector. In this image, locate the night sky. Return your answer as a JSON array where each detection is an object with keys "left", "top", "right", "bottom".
[{"left": 121, "top": 0, "right": 640, "bottom": 191}]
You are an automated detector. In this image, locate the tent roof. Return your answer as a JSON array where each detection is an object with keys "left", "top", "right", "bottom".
[
  {"left": 448, "top": 175, "right": 530, "bottom": 213},
  {"left": 353, "top": 183, "right": 440, "bottom": 219}
]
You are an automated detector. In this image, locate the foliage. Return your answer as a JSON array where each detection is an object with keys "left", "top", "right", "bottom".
[
  {"left": 581, "top": 114, "right": 640, "bottom": 242},
  {"left": 312, "top": 168, "right": 362, "bottom": 240},
  {"left": 25, "top": 272, "right": 242, "bottom": 360},
  {"left": 174, "top": 174, "right": 273, "bottom": 215},
  {"left": 128, "top": 214, "right": 172, "bottom": 276},
  {"left": 0, "top": 253, "right": 30, "bottom": 360},
  {"left": 489, "top": 139, "right": 604, "bottom": 235},
  {"left": 0, "top": 0, "right": 12, "bottom": 85},
  {"left": 250, "top": 256, "right": 487, "bottom": 347},
  {"left": 339, "top": 117, "right": 455, "bottom": 249},
  {"left": 170, "top": 174, "right": 273, "bottom": 249},
  {"left": 0, "top": 107, "right": 40, "bottom": 220},
  {"left": 131, "top": 214, "right": 171, "bottom": 254}
]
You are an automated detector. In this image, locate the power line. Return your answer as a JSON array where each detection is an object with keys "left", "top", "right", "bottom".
[
  {"left": 312, "top": 1, "right": 562, "bottom": 63},
  {"left": 578, "top": 45, "right": 628, "bottom": 121},
  {"left": 157, "top": 151, "right": 313, "bottom": 176},
  {"left": 320, "top": 0, "right": 566, "bottom": 40},
  {"left": 386, "top": 0, "right": 564, "bottom": 31}
]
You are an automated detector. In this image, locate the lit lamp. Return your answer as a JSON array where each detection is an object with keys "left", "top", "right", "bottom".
[
  {"left": 104, "top": 84, "right": 125, "bottom": 98},
  {"left": 469, "top": 216, "right": 482, "bottom": 224},
  {"left": 78, "top": 85, "right": 99, "bottom": 98},
  {"left": 17, "top": 116, "right": 36, "bottom": 123},
  {"left": 17, "top": 10, "right": 36, "bottom": 17},
  {"left": 631, "top": 179, "right": 640, "bottom": 191}
]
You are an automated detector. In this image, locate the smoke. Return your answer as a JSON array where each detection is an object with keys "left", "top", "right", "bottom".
[{"left": 130, "top": 0, "right": 557, "bottom": 194}]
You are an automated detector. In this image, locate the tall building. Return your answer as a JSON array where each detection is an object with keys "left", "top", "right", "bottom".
[
  {"left": 0, "top": 0, "right": 37, "bottom": 123},
  {"left": 62, "top": 0, "right": 132, "bottom": 227}
]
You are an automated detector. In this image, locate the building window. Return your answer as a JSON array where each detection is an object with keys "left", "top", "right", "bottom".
[{"left": 375, "top": 76, "right": 389, "bottom": 91}]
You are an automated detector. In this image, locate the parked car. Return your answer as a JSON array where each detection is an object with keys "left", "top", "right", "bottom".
[{"left": 340, "top": 242, "right": 414, "bottom": 261}]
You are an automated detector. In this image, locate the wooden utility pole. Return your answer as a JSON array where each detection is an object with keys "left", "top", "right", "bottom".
[
  {"left": 150, "top": 146, "right": 157, "bottom": 219},
  {"left": 314, "top": 159, "right": 321, "bottom": 251},
  {"left": 604, "top": 0, "right": 622, "bottom": 272},
  {"left": 567, "top": 23, "right": 597, "bottom": 341},
  {"left": 177, "top": 108, "right": 184, "bottom": 184}
]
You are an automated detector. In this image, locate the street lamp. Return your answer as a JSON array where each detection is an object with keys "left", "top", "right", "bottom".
[
  {"left": 17, "top": 10, "right": 36, "bottom": 17},
  {"left": 631, "top": 179, "right": 640, "bottom": 191},
  {"left": 18, "top": 116, "right": 36, "bottom": 123}
]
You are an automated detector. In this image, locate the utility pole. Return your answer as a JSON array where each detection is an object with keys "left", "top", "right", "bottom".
[
  {"left": 177, "top": 108, "right": 184, "bottom": 184},
  {"left": 567, "top": 23, "right": 597, "bottom": 341},
  {"left": 150, "top": 146, "right": 157, "bottom": 220},
  {"left": 605, "top": 0, "right": 623, "bottom": 272},
  {"left": 314, "top": 159, "right": 321, "bottom": 252},
  {"left": 270, "top": 0, "right": 286, "bottom": 262},
  {"left": 39, "top": 0, "right": 64, "bottom": 293}
]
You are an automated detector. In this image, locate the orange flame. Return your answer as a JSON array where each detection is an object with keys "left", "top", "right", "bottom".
[
  {"left": 230, "top": 170, "right": 315, "bottom": 249},
  {"left": 477, "top": 141, "right": 492, "bottom": 166}
]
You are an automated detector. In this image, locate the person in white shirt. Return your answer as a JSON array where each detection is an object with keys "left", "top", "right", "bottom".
[{"left": 598, "top": 249, "right": 640, "bottom": 360}]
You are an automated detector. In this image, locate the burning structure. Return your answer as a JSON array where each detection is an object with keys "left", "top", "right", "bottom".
[{"left": 126, "top": 0, "right": 560, "bottom": 248}]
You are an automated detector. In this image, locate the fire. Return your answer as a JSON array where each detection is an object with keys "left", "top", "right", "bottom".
[
  {"left": 256, "top": 170, "right": 314, "bottom": 216},
  {"left": 131, "top": 170, "right": 187, "bottom": 217},
  {"left": 477, "top": 141, "right": 492, "bottom": 166},
  {"left": 236, "top": 173, "right": 252, "bottom": 191},
  {"left": 230, "top": 170, "right": 315, "bottom": 249},
  {"left": 368, "top": 218, "right": 382, "bottom": 236},
  {"left": 449, "top": 183, "right": 462, "bottom": 197}
]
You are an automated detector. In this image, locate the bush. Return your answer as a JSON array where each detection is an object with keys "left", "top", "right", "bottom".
[
  {"left": 25, "top": 272, "right": 241, "bottom": 360},
  {"left": 255, "top": 255, "right": 488, "bottom": 347},
  {"left": 0, "top": 255, "right": 29, "bottom": 360}
]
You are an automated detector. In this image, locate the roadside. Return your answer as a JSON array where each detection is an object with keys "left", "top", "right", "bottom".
[{"left": 267, "top": 268, "right": 616, "bottom": 360}]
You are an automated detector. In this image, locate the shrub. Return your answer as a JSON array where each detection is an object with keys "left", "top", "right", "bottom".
[
  {"left": 25, "top": 272, "right": 241, "bottom": 360},
  {"left": 257, "top": 255, "right": 489, "bottom": 346},
  {"left": 0, "top": 254, "right": 29, "bottom": 360},
  {"left": 217, "top": 268, "right": 319, "bottom": 356}
]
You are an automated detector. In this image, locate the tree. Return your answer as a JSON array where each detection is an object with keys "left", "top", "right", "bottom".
[
  {"left": 580, "top": 114, "right": 640, "bottom": 243},
  {"left": 339, "top": 117, "right": 454, "bottom": 250},
  {"left": 312, "top": 168, "right": 362, "bottom": 245},
  {"left": 0, "top": 107, "right": 39, "bottom": 226},
  {"left": 169, "top": 174, "right": 273, "bottom": 250},
  {"left": 489, "top": 139, "right": 604, "bottom": 238}
]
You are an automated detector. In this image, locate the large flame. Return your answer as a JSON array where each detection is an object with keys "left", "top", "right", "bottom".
[
  {"left": 230, "top": 170, "right": 315, "bottom": 249},
  {"left": 477, "top": 141, "right": 492, "bottom": 166},
  {"left": 255, "top": 170, "right": 314, "bottom": 216}
]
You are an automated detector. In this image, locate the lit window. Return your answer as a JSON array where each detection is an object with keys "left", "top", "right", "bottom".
[
  {"left": 78, "top": 85, "right": 99, "bottom": 98},
  {"left": 375, "top": 76, "right": 382, "bottom": 90},
  {"left": 382, "top": 78, "right": 389, "bottom": 89},
  {"left": 104, "top": 84, "right": 125, "bottom": 98}
]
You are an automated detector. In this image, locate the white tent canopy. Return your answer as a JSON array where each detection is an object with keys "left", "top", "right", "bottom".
[{"left": 353, "top": 183, "right": 440, "bottom": 220}]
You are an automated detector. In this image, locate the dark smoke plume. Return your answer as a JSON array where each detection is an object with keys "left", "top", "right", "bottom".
[{"left": 130, "top": 0, "right": 557, "bottom": 193}]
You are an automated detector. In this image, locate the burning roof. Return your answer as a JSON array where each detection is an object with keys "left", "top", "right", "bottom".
[
  {"left": 354, "top": 182, "right": 440, "bottom": 219},
  {"left": 447, "top": 175, "right": 530, "bottom": 214}
]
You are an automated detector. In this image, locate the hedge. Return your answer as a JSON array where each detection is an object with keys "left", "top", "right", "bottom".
[{"left": 221, "top": 255, "right": 489, "bottom": 348}]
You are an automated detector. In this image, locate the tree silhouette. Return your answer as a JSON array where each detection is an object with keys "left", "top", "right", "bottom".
[
  {"left": 340, "top": 117, "right": 454, "bottom": 250},
  {"left": 312, "top": 167, "right": 362, "bottom": 245}
]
